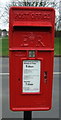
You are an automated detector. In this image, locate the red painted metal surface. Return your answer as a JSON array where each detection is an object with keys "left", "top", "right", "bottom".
[{"left": 9, "top": 7, "right": 55, "bottom": 111}]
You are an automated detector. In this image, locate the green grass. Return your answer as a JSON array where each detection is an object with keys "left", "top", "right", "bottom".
[
  {"left": 0, "top": 36, "right": 61, "bottom": 56},
  {"left": 0, "top": 36, "right": 9, "bottom": 56},
  {"left": 54, "top": 37, "right": 61, "bottom": 55}
]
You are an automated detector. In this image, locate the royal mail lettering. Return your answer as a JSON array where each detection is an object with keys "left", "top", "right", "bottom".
[{"left": 14, "top": 12, "right": 51, "bottom": 21}]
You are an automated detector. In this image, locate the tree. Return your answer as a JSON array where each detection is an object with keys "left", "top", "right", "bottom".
[
  {"left": 58, "top": 0, "right": 61, "bottom": 30},
  {"left": 0, "top": 3, "right": 3, "bottom": 27}
]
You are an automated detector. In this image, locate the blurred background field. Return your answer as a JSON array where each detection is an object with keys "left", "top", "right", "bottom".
[
  {"left": 55, "top": 37, "right": 61, "bottom": 55},
  {"left": 0, "top": 36, "right": 61, "bottom": 56},
  {"left": 0, "top": 36, "right": 8, "bottom": 56}
]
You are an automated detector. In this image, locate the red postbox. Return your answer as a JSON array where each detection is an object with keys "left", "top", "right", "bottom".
[{"left": 9, "top": 7, "right": 55, "bottom": 111}]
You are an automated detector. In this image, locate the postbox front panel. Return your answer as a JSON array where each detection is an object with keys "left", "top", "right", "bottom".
[
  {"left": 9, "top": 7, "right": 55, "bottom": 111},
  {"left": 10, "top": 51, "right": 54, "bottom": 111}
]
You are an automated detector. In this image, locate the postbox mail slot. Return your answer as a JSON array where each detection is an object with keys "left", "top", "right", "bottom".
[
  {"left": 13, "top": 22, "right": 52, "bottom": 27},
  {"left": 10, "top": 26, "right": 53, "bottom": 49}
]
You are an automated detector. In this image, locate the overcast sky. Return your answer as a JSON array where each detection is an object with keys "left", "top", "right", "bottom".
[
  {"left": 0, "top": 0, "right": 60, "bottom": 30},
  {"left": 0, "top": 0, "right": 10, "bottom": 30}
]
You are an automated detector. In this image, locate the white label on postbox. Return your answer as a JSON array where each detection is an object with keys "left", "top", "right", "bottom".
[{"left": 22, "top": 60, "right": 41, "bottom": 93}]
